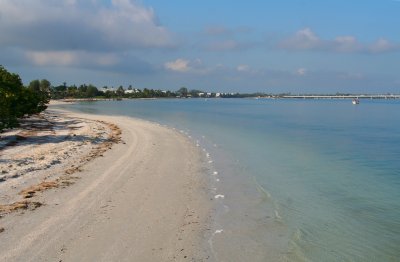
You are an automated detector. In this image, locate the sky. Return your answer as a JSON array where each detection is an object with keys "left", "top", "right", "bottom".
[{"left": 1, "top": 0, "right": 399, "bottom": 93}]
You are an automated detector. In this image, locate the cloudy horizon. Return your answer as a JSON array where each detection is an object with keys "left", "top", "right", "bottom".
[{"left": 1, "top": 0, "right": 399, "bottom": 93}]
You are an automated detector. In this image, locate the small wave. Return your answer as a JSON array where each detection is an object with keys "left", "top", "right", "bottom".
[
  {"left": 274, "top": 210, "right": 282, "bottom": 220},
  {"left": 253, "top": 177, "right": 271, "bottom": 200},
  {"left": 215, "top": 194, "right": 225, "bottom": 199}
]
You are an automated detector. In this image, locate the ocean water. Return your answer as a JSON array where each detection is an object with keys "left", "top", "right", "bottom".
[{"left": 55, "top": 99, "right": 400, "bottom": 261}]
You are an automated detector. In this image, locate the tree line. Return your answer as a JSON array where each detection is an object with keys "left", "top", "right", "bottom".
[
  {"left": 51, "top": 84, "right": 195, "bottom": 99},
  {"left": 0, "top": 65, "right": 203, "bottom": 132},
  {"left": 0, "top": 66, "right": 50, "bottom": 131}
]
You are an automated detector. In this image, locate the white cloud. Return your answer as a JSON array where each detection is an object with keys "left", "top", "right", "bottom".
[
  {"left": 369, "top": 38, "right": 396, "bottom": 53},
  {"left": 0, "top": 0, "right": 175, "bottom": 51},
  {"left": 333, "top": 36, "right": 360, "bottom": 52},
  {"left": 164, "top": 58, "right": 226, "bottom": 75},
  {"left": 280, "top": 28, "right": 321, "bottom": 50},
  {"left": 20, "top": 49, "right": 155, "bottom": 74},
  {"left": 296, "top": 68, "right": 308, "bottom": 76},
  {"left": 237, "top": 65, "right": 250, "bottom": 72},
  {"left": 25, "top": 51, "right": 119, "bottom": 67},
  {"left": 164, "top": 59, "right": 191, "bottom": 72},
  {"left": 279, "top": 28, "right": 400, "bottom": 54},
  {"left": 26, "top": 51, "right": 79, "bottom": 67}
]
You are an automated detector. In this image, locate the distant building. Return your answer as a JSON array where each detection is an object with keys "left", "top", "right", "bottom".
[
  {"left": 124, "top": 88, "right": 140, "bottom": 94},
  {"left": 100, "top": 87, "right": 116, "bottom": 93}
]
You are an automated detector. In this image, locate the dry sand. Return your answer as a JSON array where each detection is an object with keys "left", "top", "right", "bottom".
[{"left": 0, "top": 106, "right": 212, "bottom": 261}]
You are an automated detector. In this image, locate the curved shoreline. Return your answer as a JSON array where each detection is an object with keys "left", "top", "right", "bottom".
[{"left": 0, "top": 107, "right": 212, "bottom": 261}]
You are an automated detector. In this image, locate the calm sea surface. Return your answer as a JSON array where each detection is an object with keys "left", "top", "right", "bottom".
[{"left": 55, "top": 99, "right": 400, "bottom": 261}]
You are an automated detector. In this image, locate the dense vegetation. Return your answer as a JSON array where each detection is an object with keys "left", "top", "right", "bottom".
[
  {"left": 50, "top": 85, "right": 198, "bottom": 99},
  {"left": 0, "top": 66, "right": 50, "bottom": 131}
]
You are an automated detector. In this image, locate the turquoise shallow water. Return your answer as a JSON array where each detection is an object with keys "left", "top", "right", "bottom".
[{"left": 55, "top": 99, "right": 400, "bottom": 261}]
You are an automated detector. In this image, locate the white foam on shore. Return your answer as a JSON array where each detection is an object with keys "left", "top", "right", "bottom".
[{"left": 274, "top": 210, "right": 282, "bottom": 220}]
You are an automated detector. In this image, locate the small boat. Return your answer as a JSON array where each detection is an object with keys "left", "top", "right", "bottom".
[{"left": 352, "top": 98, "right": 360, "bottom": 105}]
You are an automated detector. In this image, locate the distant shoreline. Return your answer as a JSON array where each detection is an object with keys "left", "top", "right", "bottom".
[
  {"left": 51, "top": 94, "right": 400, "bottom": 103},
  {"left": 272, "top": 94, "right": 400, "bottom": 99}
]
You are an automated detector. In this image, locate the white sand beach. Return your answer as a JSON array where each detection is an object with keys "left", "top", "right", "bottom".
[{"left": 0, "top": 105, "right": 211, "bottom": 261}]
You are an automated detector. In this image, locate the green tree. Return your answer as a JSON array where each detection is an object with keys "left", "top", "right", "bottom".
[
  {"left": 40, "top": 79, "right": 51, "bottom": 91},
  {"left": 177, "top": 87, "right": 188, "bottom": 97},
  {"left": 104, "top": 90, "right": 113, "bottom": 98},
  {"left": 67, "top": 85, "right": 77, "bottom": 97},
  {"left": 29, "top": 79, "right": 40, "bottom": 92},
  {"left": 1, "top": 67, "right": 51, "bottom": 131},
  {"left": 142, "top": 88, "right": 150, "bottom": 98},
  {"left": 78, "top": 84, "right": 88, "bottom": 97},
  {"left": 0, "top": 66, "right": 29, "bottom": 130},
  {"left": 116, "top": 86, "right": 125, "bottom": 97},
  {"left": 189, "top": 89, "right": 204, "bottom": 98},
  {"left": 86, "top": 85, "right": 98, "bottom": 97},
  {"left": 28, "top": 79, "right": 51, "bottom": 111},
  {"left": 51, "top": 84, "right": 67, "bottom": 99},
  {"left": 39, "top": 79, "right": 51, "bottom": 110}
]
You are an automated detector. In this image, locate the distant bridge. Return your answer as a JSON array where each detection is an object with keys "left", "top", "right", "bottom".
[{"left": 280, "top": 95, "right": 400, "bottom": 99}]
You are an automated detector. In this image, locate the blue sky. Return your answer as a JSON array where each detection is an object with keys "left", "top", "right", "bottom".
[{"left": 1, "top": 0, "right": 399, "bottom": 93}]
